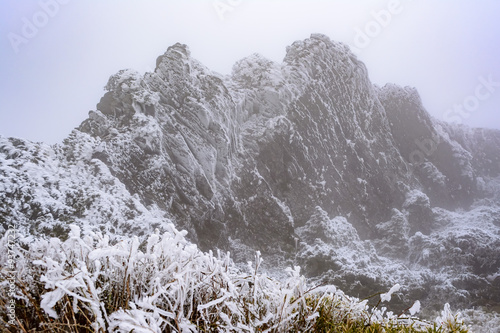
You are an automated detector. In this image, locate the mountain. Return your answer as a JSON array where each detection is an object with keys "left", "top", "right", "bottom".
[{"left": 1, "top": 33, "right": 500, "bottom": 316}]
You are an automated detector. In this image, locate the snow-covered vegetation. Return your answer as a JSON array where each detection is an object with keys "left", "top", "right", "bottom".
[{"left": 1, "top": 223, "right": 471, "bottom": 332}]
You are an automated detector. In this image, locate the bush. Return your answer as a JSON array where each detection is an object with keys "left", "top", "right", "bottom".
[{"left": 0, "top": 223, "right": 469, "bottom": 332}]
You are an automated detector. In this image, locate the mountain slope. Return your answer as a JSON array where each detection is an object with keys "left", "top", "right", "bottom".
[{"left": 1, "top": 34, "right": 500, "bottom": 315}]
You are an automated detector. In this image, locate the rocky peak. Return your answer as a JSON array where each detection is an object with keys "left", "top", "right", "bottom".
[{"left": 3, "top": 34, "right": 500, "bottom": 313}]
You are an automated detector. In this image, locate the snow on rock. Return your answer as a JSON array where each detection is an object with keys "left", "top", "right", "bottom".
[{"left": 2, "top": 34, "right": 500, "bottom": 322}]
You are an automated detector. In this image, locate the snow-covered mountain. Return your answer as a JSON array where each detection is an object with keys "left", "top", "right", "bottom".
[{"left": 1, "top": 33, "right": 500, "bottom": 316}]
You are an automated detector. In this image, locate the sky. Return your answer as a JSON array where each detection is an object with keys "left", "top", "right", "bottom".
[{"left": 1, "top": 0, "right": 499, "bottom": 144}]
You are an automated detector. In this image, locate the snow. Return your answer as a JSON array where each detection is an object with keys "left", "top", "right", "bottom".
[
  {"left": 380, "top": 284, "right": 401, "bottom": 303},
  {"left": 2, "top": 33, "right": 500, "bottom": 331},
  {"left": 2, "top": 223, "right": 466, "bottom": 331},
  {"left": 409, "top": 300, "right": 421, "bottom": 316}
]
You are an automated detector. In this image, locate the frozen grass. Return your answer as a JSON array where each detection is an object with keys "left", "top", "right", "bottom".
[{"left": 0, "top": 223, "right": 469, "bottom": 332}]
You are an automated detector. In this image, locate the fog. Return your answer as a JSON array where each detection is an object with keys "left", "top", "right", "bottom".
[{"left": 1, "top": 0, "right": 499, "bottom": 144}]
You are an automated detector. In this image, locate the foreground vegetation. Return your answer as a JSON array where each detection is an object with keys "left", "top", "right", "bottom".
[{"left": 0, "top": 223, "right": 469, "bottom": 332}]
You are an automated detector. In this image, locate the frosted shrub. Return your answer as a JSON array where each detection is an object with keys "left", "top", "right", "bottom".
[{"left": 0, "top": 223, "right": 470, "bottom": 332}]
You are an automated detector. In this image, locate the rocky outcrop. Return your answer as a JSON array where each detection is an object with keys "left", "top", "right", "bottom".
[
  {"left": 2, "top": 34, "right": 500, "bottom": 312},
  {"left": 77, "top": 35, "right": 418, "bottom": 252}
]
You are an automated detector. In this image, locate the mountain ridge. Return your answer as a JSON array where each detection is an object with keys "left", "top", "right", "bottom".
[{"left": 1, "top": 33, "right": 500, "bottom": 314}]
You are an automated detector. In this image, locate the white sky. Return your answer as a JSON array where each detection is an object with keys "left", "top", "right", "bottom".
[{"left": 1, "top": 0, "right": 499, "bottom": 144}]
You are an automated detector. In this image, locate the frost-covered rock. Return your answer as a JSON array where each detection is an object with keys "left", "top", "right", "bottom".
[
  {"left": 1, "top": 34, "right": 500, "bottom": 319},
  {"left": 373, "top": 208, "right": 410, "bottom": 258},
  {"left": 403, "top": 190, "right": 433, "bottom": 235},
  {"left": 377, "top": 84, "right": 479, "bottom": 209}
]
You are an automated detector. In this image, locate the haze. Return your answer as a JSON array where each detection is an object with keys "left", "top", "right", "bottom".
[{"left": 1, "top": 0, "right": 499, "bottom": 144}]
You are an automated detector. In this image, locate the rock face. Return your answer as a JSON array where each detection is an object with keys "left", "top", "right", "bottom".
[
  {"left": 1, "top": 34, "right": 500, "bottom": 313},
  {"left": 78, "top": 36, "right": 417, "bottom": 250}
]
